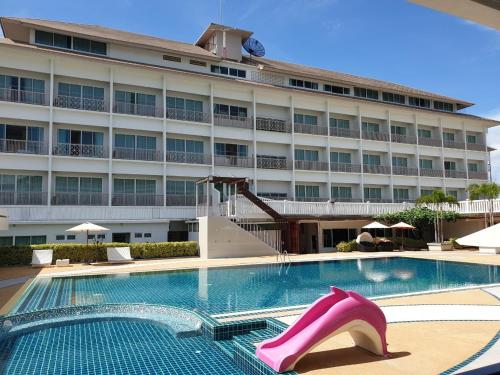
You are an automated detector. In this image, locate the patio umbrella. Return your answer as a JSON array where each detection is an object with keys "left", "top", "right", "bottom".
[
  {"left": 66, "top": 222, "right": 110, "bottom": 245},
  {"left": 456, "top": 223, "right": 500, "bottom": 249},
  {"left": 363, "top": 221, "right": 389, "bottom": 238},
  {"left": 390, "top": 222, "right": 416, "bottom": 250}
]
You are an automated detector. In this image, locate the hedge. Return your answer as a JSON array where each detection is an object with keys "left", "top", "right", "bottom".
[
  {"left": 336, "top": 240, "right": 358, "bottom": 252},
  {"left": 0, "top": 241, "right": 199, "bottom": 266}
]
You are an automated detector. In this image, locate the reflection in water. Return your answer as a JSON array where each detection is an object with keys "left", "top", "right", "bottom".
[{"left": 13, "top": 258, "right": 500, "bottom": 315}]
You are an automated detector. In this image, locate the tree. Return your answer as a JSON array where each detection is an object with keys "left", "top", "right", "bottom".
[
  {"left": 416, "top": 189, "right": 457, "bottom": 243},
  {"left": 467, "top": 182, "right": 500, "bottom": 228}
]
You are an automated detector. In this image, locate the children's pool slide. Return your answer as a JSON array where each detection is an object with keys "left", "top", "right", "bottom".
[{"left": 255, "top": 286, "right": 389, "bottom": 373}]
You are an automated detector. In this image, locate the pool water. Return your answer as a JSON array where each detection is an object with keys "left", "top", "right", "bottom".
[{"left": 12, "top": 257, "right": 500, "bottom": 315}]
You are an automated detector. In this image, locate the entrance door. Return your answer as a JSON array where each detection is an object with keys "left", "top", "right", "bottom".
[{"left": 112, "top": 232, "right": 130, "bottom": 243}]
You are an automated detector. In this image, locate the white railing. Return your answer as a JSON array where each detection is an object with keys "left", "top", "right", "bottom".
[{"left": 234, "top": 218, "right": 283, "bottom": 253}]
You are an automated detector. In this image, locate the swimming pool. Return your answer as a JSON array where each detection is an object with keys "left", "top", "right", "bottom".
[{"left": 11, "top": 257, "right": 500, "bottom": 316}]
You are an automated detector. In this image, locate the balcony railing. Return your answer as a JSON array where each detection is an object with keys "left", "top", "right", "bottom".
[
  {"left": 256, "top": 156, "right": 290, "bottom": 170},
  {"left": 54, "top": 95, "right": 108, "bottom": 112},
  {"left": 0, "top": 88, "right": 49, "bottom": 106},
  {"left": 53, "top": 143, "right": 107, "bottom": 158},
  {"left": 214, "top": 155, "right": 254, "bottom": 168},
  {"left": 52, "top": 192, "right": 108, "bottom": 206},
  {"left": 394, "top": 198, "right": 416, "bottom": 203},
  {"left": 294, "top": 123, "right": 328, "bottom": 136},
  {"left": 443, "top": 140, "right": 465, "bottom": 150},
  {"left": 445, "top": 170, "right": 467, "bottom": 178},
  {"left": 112, "top": 194, "right": 163, "bottom": 206},
  {"left": 256, "top": 117, "right": 291, "bottom": 133},
  {"left": 295, "top": 160, "right": 329, "bottom": 171},
  {"left": 468, "top": 171, "right": 488, "bottom": 180},
  {"left": 467, "top": 143, "right": 486, "bottom": 151},
  {"left": 329, "top": 127, "right": 360, "bottom": 138},
  {"left": 295, "top": 197, "right": 330, "bottom": 202},
  {"left": 362, "top": 131, "right": 390, "bottom": 142},
  {"left": 0, "top": 139, "right": 48, "bottom": 155},
  {"left": 166, "top": 107, "right": 211, "bottom": 123},
  {"left": 331, "top": 197, "right": 363, "bottom": 202},
  {"left": 392, "top": 166, "right": 419, "bottom": 176},
  {"left": 113, "top": 102, "right": 163, "bottom": 118},
  {"left": 0, "top": 191, "right": 47, "bottom": 205},
  {"left": 364, "top": 198, "right": 393, "bottom": 203},
  {"left": 419, "top": 168, "right": 443, "bottom": 177},
  {"left": 165, "top": 195, "right": 197, "bottom": 206},
  {"left": 165, "top": 151, "right": 211, "bottom": 165},
  {"left": 418, "top": 137, "right": 442, "bottom": 147},
  {"left": 363, "top": 164, "right": 392, "bottom": 174},
  {"left": 213, "top": 114, "right": 253, "bottom": 129},
  {"left": 330, "top": 163, "right": 361, "bottom": 173},
  {"left": 391, "top": 134, "right": 417, "bottom": 144},
  {"left": 113, "top": 147, "right": 163, "bottom": 162}
]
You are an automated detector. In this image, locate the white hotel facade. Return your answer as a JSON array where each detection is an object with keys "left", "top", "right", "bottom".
[{"left": 0, "top": 18, "right": 496, "bottom": 247}]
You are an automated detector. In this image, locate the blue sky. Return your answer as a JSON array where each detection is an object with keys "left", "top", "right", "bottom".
[{"left": 1, "top": 0, "right": 499, "bottom": 179}]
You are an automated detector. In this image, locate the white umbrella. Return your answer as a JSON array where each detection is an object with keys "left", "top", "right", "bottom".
[
  {"left": 66, "top": 222, "right": 109, "bottom": 245},
  {"left": 456, "top": 223, "right": 500, "bottom": 248},
  {"left": 362, "top": 221, "right": 389, "bottom": 229},
  {"left": 390, "top": 222, "right": 416, "bottom": 250}
]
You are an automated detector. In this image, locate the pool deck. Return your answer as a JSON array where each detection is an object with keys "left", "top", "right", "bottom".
[{"left": 1, "top": 249, "right": 499, "bottom": 374}]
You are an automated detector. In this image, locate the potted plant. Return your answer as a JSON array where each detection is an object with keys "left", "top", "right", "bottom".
[{"left": 416, "top": 189, "right": 457, "bottom": 251}]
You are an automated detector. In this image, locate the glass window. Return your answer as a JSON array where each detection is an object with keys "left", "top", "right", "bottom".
[
  {"left": 447, "top": 190, "right": 458, "bottom": 199},
  {"left": 330, "top": 118, "right": 349, "bottom": 129},
  {"left": 434, "top": 101, "right": 453, "bottom": 112},
  {"left": 0, "top": 174, "right": 15, "bottom": 192},
  {"left": 443, "top": 132, "right": 455, "bottom": 142},
  {"left": 364, "top": 187, "right": 382, "bottom": 199},
  {"left": 73, "top": 37, "right": 91, "bottom": 52},
  {"left": 15, "top": 236, "right": 31, "bottom": 246},
  {"left": 330, "top": 152, "right": 351, "bottom": 164},
  {"left": 391, "top": 125, "right": 407, "bottom": 135},
  {"left": 444, "top": 161, "right": 456, "bottom": 170},
  {"left": 420, "top": 189, "right": 433, "bottom": 196},
  {"left": 54, "top": 33, "right": 71, "bottom": 49},
  {"left": 186, "top": 140, "right": 203, "bottom": 153},
  {"left": 382, "top": 92, "right": 405, "bottom": 104},
  {"left": 419, "top": 159, "right": 433, "bottom": 169},
  {"left": 418, "top": 129, "right": 432, "bottom": 138},
  {"left": 362, "top": 122, "right": 380, "bottom": 133},
  {"left": 90, "top": 40, "right": 107, "bottom": 55},
  {"left": 363, "top": 154, "right": 381, "bottom": 165},
  {"left": 331, "top": 186, "right": 352, "bottom": 199},
  {"left": 468, "top": 163, "right": 478, "bottom": 172},
  {"left": 0, "top": 236, "right": 13, "bottom": 246},
  {"left": 238, "top": 144, "right": 248, "bottom": 157},
  {"left": 392, "top": 156, "right": 408, "bottom": 167},
  {"left": 409, "top": 96, "right": 430, "bottom": 108},
  {"left": 466, "top": 134, "right": 477, "bottom": 144},
  {"left": 35, "top": 30, "right": 53, "bottom": 46},
  {"left": 394, "top": 188, "right": 409, "bottom": 201}
]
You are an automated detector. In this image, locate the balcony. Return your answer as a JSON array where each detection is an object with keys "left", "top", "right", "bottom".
[
  {"left": 256, "top": 117, "right": 291, "bottom": 133},
  {"left": 362, "top": 131, "right": 390, "bottom": 142},
  {"left": 165, "top": 195, "right": 197, "bottom": 206},
  {"left": 256, "top": 156, "right": 290, "bottom": 170},
  {"left": 330, "top": 163, "right": 361, "bottom": 173},
  {"left": 419, "top": 168, "right": 443, "bottom": 177},
  {"left": 363, "top": 165, "right": 391, "bottom": 174},
  {"left": 0, "top": 139, "right": 48, "bottom": 155},
  {"left": 468, "top": 171, "right": 488, "bottom": 180},
  {"left": 391, "top": 134, "right": 417, "bottom": 144},
  {"left": 113, "top": 147, "right": 163, "bottom": 162},
  {"left": 166, "top": 107, "right": 210, "bottom": 123},
  {"left": 295, "top": 196, "right": 330, "bottom": 202},
  {"left": 53, "top": 144, "right": 107, "bottom": 158},
  {"left": 467, "top": 143, "right": 486, "bottom": 152},
  {"left": 418, "top": 137, "right": 442, "bottom": 147},
  {"left": 53, "top": 95, "right": 108, "bottom": 112},
  {"left": 52, "top": 192, "right": 108, "bottom": 206},
  {"left": 364, "top": 198, "right": 393, "bottom": 203},
  {"left": 331, "top": 197, "right": 363, "bottom": 202},
  {"left": 0, "top": 191, "right": 47, "bottom": 205},
  {"left": 392, "top": 166, "right": 419, "bottom": 176},
  {"left": 214, "top": 155, "right": 254, "bottom": 168},
  {"left": 213, "top": 114, "right": 253, "bottom": 129},
  {"left": 112, "top": 194, "right": 163, "bottom": 206},
  {"left": 329, "top": 127, "right": 360, "bottom": 139},
  {"left": 445, "top": 170, "right": 467, "bottom": 179},
  {"left": 295, "top": 160, "right": 329, "bottom": 171},
  {"left": 394, "top": 198, "right": 416, "bottom": 203},
  {"left": 113, "top": 102, "right": 163, "bottom": 118},
  {"left": 0, "top": 88, "right": 49, "bottom": 106},
  {"left": 294, "top": 123, "right": 328, "bottom": 136},
  {"left": 443, "top": 140, "right": 465, "bottom": 150},
  {"left": 165, "top": 151, "right": 211, "bottom": 165}
]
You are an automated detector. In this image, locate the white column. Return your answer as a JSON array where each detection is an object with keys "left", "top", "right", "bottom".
[
  {"left": 357, "top": 106, "right": 365, "bottom": 202},
  {"left": 162, "top": 74, "right": 167, "bottom": 206},
  {"left": 387, "top": 110, "right": 394, "bottom": 202},
  {"left": 252, "top": 90, "right": 257, "bottom": 194},
  {"left": 209, "top": 83, "right": 215, "bottom": 175},
  {"left": 438, "top": 118, "right": 446, "bottom": 191},
  {"left": 414, "top": 113, "right": 421, "bottom": 196},
  {"left": 462, "top": 121, "right": 469, "bottom": 183},
  {"left": 290, "top": 95, "right": 296, "bottom": 200},
  {"left": 108, "top": 69, "right": 114, "bottom": 206},
  {"left": 326, "top": 100, "right": 332, "bottom": 200},
  {"left": 47, "top": 58, "right": 54, "bottom": 206}
]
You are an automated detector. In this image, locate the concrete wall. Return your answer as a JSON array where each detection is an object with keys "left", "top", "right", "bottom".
[{"left": 198, "top": 216, "right": 277, "bottom": 259}]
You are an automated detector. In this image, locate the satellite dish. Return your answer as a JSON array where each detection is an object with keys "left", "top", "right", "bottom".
[{"left": 242, "top": 38, "right": 265, "bottom": 57}]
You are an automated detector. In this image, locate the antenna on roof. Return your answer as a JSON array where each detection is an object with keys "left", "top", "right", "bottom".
[{"left": 242, "top": 38, "right": 266, "bottom": 59}]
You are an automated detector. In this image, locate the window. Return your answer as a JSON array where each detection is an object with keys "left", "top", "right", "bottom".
[
  {"left": 166, "top": 96, "right": 203, "bottom": 113},
  {"left": 163, "top": 55, "right": 182, "bottom": 62},
  {"left": 258, "top": 192, "right": 288, "bottom": 200},
  {"left": 295, "top": 185, "right": 320, "bottom": 198},
  {"left": 58, "top": 82, "right": 104, "bottom": 100},
  {"left": 447, "top": 190, "right": 458, "bottom": 199},
  {"left": 14, "top": 235, "right": 46, "bottom": 246},
  {"left": 35, "top": 30, "right": 107, "bottom": 55},
  {"left": 114, "top": 179, "right": 156, "bottom": 194},
  {"left": 391, "top": 125, "right": 407, "bottom": 136},
  {"left": 364, "top": 187, "right": 382, "bottom": 199},
  {"left": 420, "top": 189, "right": 434, "bottom": 197},
  {"left": 362, "top": 122, "right": 379, "bottom": 133},
  {"left": 134, "top": 233, "right": 143, "bottom": 238},
  {"left": 330, "top": 118, "right": 349, "bottom": 129},
  {"left": 144, "top": 233, "right": 152, "bottom": 238},
  {"left": 409, "top": 96, "right": 430, "bottom": 108},
  {"left": 67, "top": 235, "right": 76, "bottom": 240},
  {"left": 16, "top": 175, "right": 42, "bottom": 193},
  {"left": 419, "top": 159, "right": 433, "bottom": 169},
  {"left": 289, "top": 79, "right": 318, "bottom": 90},
  {"left": 323, "top": 229, "right": 357, "bottom": 248},
  {"left": 418, "top": 128, "right": 432, "bottom": 138},
  {"left": 115, "top": 134, "right": 156, "bottom": 150},
  {"left": 55, "top": 177, "right": 102, "bottom": 194},
  {"left": 295, "top": 149, "right": 319, "bottom": 161},
  {"left": 433, "top": 101, "right": 454, "bottom": 112},
  {"left": 444, "top": 161, "right": 456, "bottom": 171},
  {"left": 56, "top": 235, "right": 65, "bottom": 241},
  {"left": 393, "top": 188, "right": 409, "bottom": 201},
  {"left": 214, "top": 143, "right": 247, "bottom": 157},
  {"left": 324, "top": 84, "right": 350, "bottom": 95},
  {"left": 382, "top": 92, "right": 405, "bottom": 104},
  {"left": 392, "top": 156, "right": 408, "bottom": 167},
  {"left": 166, "top": 180, "right": 195, "bottom": 196},
  {"left": 115, "top": 91, "right": 156, "bottom": 115},
  {"left": 363, "top": 154, "right": 381, "bottom": 166},
  {"left": 166, "top": 138, "right": 204, "bottom": 154},
  {"left": 214, "top": 104, "right": 247, "bottom": 118},
  {"left": 294, "top": 114, "right": 317, "bottom": 125},
  {"left": 57, "top": 129, "right": 104, "bottom": 147},
  {"left": 354, "top": 87, "right": 379, "bottom": 100},
  {"left": 466, "top": 134, "right": 477, "bottom": 144},
  {"left": 468, "top": 162, "right": 478, "bottom": 172},
  {"left": 190, "top": 59, "right": 207, "bottom": 67},
  {"left": 330, "top": 151, "right": 351, "bottom": 164},
  {"left": 210, "top": 65, "right": 246, "bottom": 78},
  {"left": 442, "top": 132, "right": 455, "bottom": 142},
  {"left": 0, "top": 237, "right": 13, "bottom": 246},
  {"left": 331, "top": 186, "right": 352, "bottom": 199}
]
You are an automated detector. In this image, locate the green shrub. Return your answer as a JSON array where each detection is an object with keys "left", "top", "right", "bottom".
[
  {"left": 0, "top": 241, "right": 198, "bottom": 266},
  {"left": 336, "top": 240, "right": 357, "bottom": 252},
  {"left": 386, "top": 237, "right": 427, "bottom": 249}
]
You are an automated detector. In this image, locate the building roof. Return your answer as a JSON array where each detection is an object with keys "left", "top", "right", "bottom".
[{"left": 195, "top": 23, "right": 253, "bottom": 46}]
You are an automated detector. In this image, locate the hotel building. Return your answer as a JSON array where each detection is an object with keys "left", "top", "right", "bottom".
[{"left": 0, "top": 18, "right": 496, "bottom": 248}]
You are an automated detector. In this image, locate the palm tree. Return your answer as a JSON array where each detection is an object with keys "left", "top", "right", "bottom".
[
  {"left": 467, "top": 182, "right": 500, "bottom": 227},
  {"left": 416, "top": 189, "right": 457, "bottom": 243}
]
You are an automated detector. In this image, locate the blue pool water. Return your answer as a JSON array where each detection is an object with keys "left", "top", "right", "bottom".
[{"left": 11, "top": 257, "right": 500, "bottom": 315}]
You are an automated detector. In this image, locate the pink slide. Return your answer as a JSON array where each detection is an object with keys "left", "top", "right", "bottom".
[{"left": 255, "top": 287, "right": 389, "bottom": 373}]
